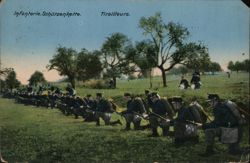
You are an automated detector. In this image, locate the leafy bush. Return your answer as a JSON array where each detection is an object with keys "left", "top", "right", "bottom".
[{"left": 83, "top": 79, "right": 109, "bottom": 89}]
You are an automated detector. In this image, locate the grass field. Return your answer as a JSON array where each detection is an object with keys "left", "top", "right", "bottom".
[
  {"left": 0, "top": 72, "right": 249, "bottom": 162},
  {"left": 62, "top": 72, "right": 249, "bottom": 107}
]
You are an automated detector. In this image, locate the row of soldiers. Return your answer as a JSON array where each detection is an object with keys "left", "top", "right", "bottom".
[{"left": 1, "top": 88, "right": 248, "bottom": 157}]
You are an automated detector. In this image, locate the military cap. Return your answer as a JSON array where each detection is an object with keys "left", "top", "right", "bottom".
[
  {"left": 171, "top": 96, "right": 183, "bottom": 103},
  {"left": 96, "top": 93, "right": 102, "bottom": 97},
  {"left": 207, "top": 94, "right": 220, "bottom": 101},
  {"left": 86, "top": 94, "right": 92, "bottom": 97},
  {"left": 124, "top": 92, "right": 131, "bottom": 97},
  {"left": 144, "top": 90, "right": 150, "bottom": 94}
]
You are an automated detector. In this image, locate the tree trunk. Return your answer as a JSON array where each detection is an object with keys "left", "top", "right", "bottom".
[
  {"left": 112, "top": 76, "right": 116, "bottom": 88},
  {"left": 69, "top": 77, "right": 75, "bottom": 89},
  {"left": 149, "top": 69, "right": 152, "bottom": 88},
  {"left": 159, "top": 66, "right": 167, "bottom": 87}
]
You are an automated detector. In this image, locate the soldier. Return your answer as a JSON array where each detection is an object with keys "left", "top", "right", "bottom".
[
  {"left": 83, "top": 94, "right": 97, "bottom": 122},
  {"left": 48, "top": 93, "right": 58, "bottom": 109},
  {"left": 179, "top": 76, "right": 190, "bottom": 89},
  {"left": 94, "top": 93, "right": 122, "bottom": 126},
  {"left": 85, "top": 94, "right": 97, "bottom": 109},
  {"left": 144, "top": 90, "right": 153, "bottom": 114},
  {"left": 122, "top": 93, "right": 147, "bottom": 130},
  {"left": 64, "top": 95, "right": 75, "bottom": 115},
  {"left": 148, "top": 92, "right": 175, "bottom": 137},
  {"left": 54, "top": 87, "right": 61, "bottom": 94},
  {"left": 189, "top": 97, "right": 208, "bottom": 124},
  {"left": 199, "top": 94, "right": 245, "bottom": 157},
  {"left": 190, "top": 71, "right": 201, "bottom": 89},
  {"left": 66, "top": 84, "right": 76, "bottom": 96},
  {"left": 73, "top": 96, "right": 88, "bottom": 119},
  {"left": 57, "top": 94, "right": 68, "bottom": 115},
  {"left": 172, "top": 97, "right": 202, "bottom": 145}
]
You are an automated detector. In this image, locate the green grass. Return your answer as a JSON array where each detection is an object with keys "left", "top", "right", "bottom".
[
  {"left": 0, "top": 72, "right": 249, "bottom": 162},
  {"left": 61, "top": 72, "right": 249, "bottom": 107}
]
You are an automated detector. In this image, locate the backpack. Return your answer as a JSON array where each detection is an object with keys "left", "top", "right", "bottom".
[
  {"left": 160, "top": 98, "right": 175, "bottom": 118},
  {"left": 225, "top": 100, "right": 246, "bottom": 125},
  {"left": 220, "top": 127, "right": 238, "bottom": 144},
  {"left": 189, "top": 102, "right": 207, "bottom": 124},
  {"left": 134, "top": 97, "right": 146, "bottom": 114}
]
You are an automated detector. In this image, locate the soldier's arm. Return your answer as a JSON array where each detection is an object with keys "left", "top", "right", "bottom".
[{"left": 135, "top": 98, "right": 146, "bottom": 113}]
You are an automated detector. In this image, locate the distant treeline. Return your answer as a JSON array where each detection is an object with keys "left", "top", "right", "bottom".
[{"left": 227, "top": 59, "right": 249, "bottom": 73}]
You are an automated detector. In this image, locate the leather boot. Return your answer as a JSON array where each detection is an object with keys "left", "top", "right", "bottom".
[
  {"left": 162, "top": 128, "right": 169, "bottom": 136},
  {"left": 124, "top": 122, "right": 130, "bottom": 130},
  {"left": 96, "top": 119, "right": 100, "bottom": 126},
  {"left": 134, "top": 121, "right": 142, "bottom": 130}
]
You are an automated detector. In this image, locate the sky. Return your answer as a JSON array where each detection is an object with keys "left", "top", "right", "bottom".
[{"left": 0, "top": 0, "right": 249, "bottom": 84}]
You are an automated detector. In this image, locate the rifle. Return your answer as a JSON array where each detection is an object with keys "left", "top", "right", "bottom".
[
  {"left": 132, "top": 111, "right": 149, "bottom": 120},
  {"left": 199, "top": 106, "right": 213, "bottom": 122},
  {"left": 186, "top": 120, "right": 203, "bottom": 128},
  {"left": 236, "top": 106, "right": 250, "bottom": 117},
  {"left": 148, "top": 111, "right": 171, "bottom": 122},
  {"left": 85, "top": 108, "right": 124, "bottom": 120}
]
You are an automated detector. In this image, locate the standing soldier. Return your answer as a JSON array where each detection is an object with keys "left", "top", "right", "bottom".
[
  {"left": 190, "top": 71, "right": 201, "bottom": 89},
  {"left": 122, "top": 93, "right": 147, "bottom": 130},
  {"left": 148, "top": 92, "right": 175, "bottom": 137},
  {"left": 199, "top": 94, "right": 245, "bottom": 157},
  {"left": 94, "top": 93, "right": 122, "bottom": 126}
]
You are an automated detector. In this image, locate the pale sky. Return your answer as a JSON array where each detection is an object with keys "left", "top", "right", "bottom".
[{"left": 0, "top": 0, "right": 249, "bottom": 84}]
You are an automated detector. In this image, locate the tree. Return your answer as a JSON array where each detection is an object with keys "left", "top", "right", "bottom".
[
  {"left": 129, "top": 40, "right": 157, "bottom": 77},
  {"left": 243, "top": 59, "right": 250, "bottom": 72},
  {"left": 0, "top": 79, "right": 6, "bottom": 92},
  {"left": 227, "top": 59, "right": 249, "bottom": 73},
  {"left": 77, "top": 49, "right": 103, "bottom": 81},
  {"left": 180, "top": 66, "right": 190, "bottom": 75},
  {"left": 28, "top": 71, "right": 46, "bottom": 86},
  {"left": 167, "top": 65, "right": 190, "bottom": 75},
  {"left": 101, "top": 33, "right": 134, "bottom": 88},
  {"left": 139, "top": 12, "right": 207, "bottom": 87},
  {"left": 0, "top": 67, "right": 13, "bottom": 92},
  {"left": 208, "top": 62, "right": 222, "bottom": 74},
  {"left": 186, "top": 51, "right": 211, "bottom": 73},
  {"left": 227, "top": 61, "right": 234, "bottom": 72},
  {"left": 5, "top": 70, "right": 20, "bottom": 91},
  {"left": 0, "top": 67, "right": 13, "bottom": 77},
  {"left": 234, "top": 61, "right": 242, "bottom": 73},
  {"left": 47, "top": 46, "right": 77, "bottom": 88},
  {"left": 126, "top": 40, "right": 158, "bottom": 88}
]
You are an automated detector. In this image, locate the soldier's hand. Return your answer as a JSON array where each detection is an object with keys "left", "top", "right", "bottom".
[
  {"left": 142, "top": 113, "right": 148, "bottom": 119},
  {"left": 196, "top": 123, "right": 203, "bottom": 129}
]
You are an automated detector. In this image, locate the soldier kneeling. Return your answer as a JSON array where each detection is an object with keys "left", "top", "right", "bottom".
[
  {"left": 171, "top": 97, "right": 203, "bottom": 146},
  {"left": 148, "top": 92, "right": 175, "bottom": 137},
  {"left": 199, "top": 94, "right": 246, "bottom": 157},
  {"left": 122, "top": 93, "right": 147, "bottom": 130},
  {"left": 94, "top": 93, "right": 122, "bottom": 126}
]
